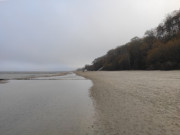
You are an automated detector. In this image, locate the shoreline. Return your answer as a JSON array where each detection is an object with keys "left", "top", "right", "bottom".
[{"left": 76, "top": 71, "right": 180, "bottom": 135}]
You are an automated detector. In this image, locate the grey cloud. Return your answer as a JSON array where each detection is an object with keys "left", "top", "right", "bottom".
[{"left": 0, "top": 0, "right": 179, "bottom": 71}]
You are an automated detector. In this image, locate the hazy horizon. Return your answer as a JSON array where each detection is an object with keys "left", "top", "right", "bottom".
[{"left": 0, "top": 0, "right": 179, "bottom": 71}]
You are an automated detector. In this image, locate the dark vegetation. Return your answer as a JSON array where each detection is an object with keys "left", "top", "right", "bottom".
[{"left": 84, "top": 10, "right": 180, "bottom": 71}]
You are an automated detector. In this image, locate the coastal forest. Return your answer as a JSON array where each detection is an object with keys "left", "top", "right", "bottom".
[{"left": 84, "top": 10, "right": 180, "bottom": 71}]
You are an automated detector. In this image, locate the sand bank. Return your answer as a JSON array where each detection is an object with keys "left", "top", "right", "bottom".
[
  {"left": 77, "top": 71, "right": 180, "bottom": 135},
  {"left": 0, "top": 79, "right": 8, "bottom": 84},
  {"left": 0, "top": 72, "right": 69, "bottom": 80}
]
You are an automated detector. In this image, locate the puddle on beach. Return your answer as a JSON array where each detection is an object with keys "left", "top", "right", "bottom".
[{"left": 0, "top": 73, "right": 95, "bottom": 135}]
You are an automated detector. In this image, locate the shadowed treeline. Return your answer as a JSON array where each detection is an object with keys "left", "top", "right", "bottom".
[{"left": 84, "top": 10, "right": 180, "bottom": 71}]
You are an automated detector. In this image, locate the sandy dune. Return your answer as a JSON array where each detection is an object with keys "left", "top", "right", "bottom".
[{"left": 77, "top": 71, "right": 180, "bottom": 135}]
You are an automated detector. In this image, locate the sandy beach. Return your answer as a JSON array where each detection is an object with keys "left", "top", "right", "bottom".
[{"left": 77, "top": 71, "right": 180, "bottom": 135}]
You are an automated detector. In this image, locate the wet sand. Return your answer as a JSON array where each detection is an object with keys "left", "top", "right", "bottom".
[{"left": 77, "top": 71, "right": 180, "bottom": 135}]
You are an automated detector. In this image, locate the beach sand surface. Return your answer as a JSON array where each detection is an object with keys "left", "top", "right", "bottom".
[{"left": 77, "top": 71, "right": 180, "bottom": 135}]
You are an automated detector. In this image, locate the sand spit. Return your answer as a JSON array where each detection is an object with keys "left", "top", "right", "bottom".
[
  {"left": 0, "top": 72, "right": 70, "bottom": 80},
  {"left": 0, "top": 79, "right": 8, "bottom": 84},
  {"left": 17, "top": 72, "right": 70, "bottom": 80},
  {"left": 77, "top": 71, "right": 180, "bottom": 135}
]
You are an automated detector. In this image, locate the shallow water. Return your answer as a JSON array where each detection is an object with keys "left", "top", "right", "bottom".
[{"left": 0, "top": 74, "right": 94, "bottom": 135}]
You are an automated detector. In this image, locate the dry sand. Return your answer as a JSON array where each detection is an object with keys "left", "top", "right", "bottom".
[{"left": 77, "top": 71, "right": 180, "bottom": 135}]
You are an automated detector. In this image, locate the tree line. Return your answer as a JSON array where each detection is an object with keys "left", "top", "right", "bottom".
[{"left": 83, "top": 10, "right": 180, "bottom": 71}]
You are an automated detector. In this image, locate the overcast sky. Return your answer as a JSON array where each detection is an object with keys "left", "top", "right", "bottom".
[{"left": 0, "top": 0, "right": 179, "bottom": 71}]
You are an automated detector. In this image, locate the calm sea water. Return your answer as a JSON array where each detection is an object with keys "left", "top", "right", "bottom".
[{"left": 0, "top": 73, "right": 94, "bottom": 135}]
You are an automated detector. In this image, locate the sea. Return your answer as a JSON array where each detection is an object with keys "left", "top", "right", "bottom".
[{"left": 0, "top": 72, "right": 94, "bottom": 135}]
